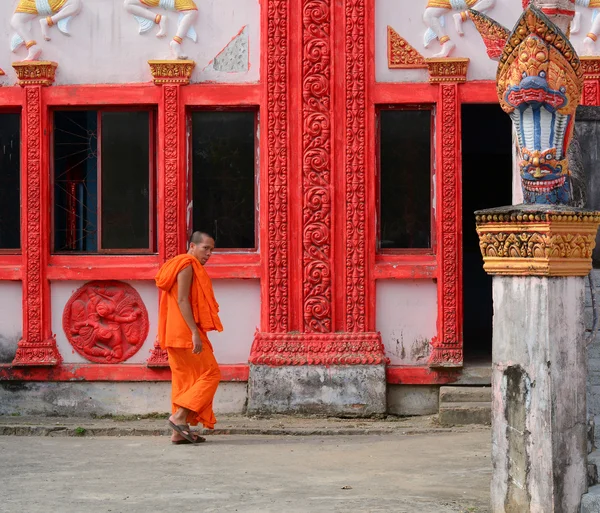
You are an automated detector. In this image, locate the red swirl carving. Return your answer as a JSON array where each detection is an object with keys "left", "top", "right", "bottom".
[
  {"left": 250, "top": 332, "right": 387, "bottom": 366},
  {"left": 267, "top": 0, "right": 289, "bottom": 333},
  {"left": 164, "top": 85, "right": 179, "bottom": 261},
  {"left": 345, "top": 0, "right": 366, "bottom": 333},
  {"left": 583, "top": 81, "right": 599, "bottom": 106},
  {"left": 430, "top": 84, "right": 462, "bottom": 367},
  {"left": 63, "top": 281, "right": 149, "bottom": 364},
  {"left": 13, "top": 86, "right": 61, "bottom": 366},
  {"left": 302, "top": 0, "right": 332, "bottom": 333}
]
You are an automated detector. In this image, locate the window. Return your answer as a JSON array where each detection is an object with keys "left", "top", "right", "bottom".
[
  {"left": 0, "top": 113, "right": 21, "bottom": 251},
  {"left": 190, "top": 111, "right": 257, "bottom": 250},
  {"left": 378, "top": 108, "right": 433, "bottom": 250},
  {"left": 52, "top": 110, "right": 155, "bottom": 253}
]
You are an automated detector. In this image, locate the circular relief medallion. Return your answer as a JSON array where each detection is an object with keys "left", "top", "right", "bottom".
[{"left": 63, "top": 280, "right": 150, "bottom": 364}]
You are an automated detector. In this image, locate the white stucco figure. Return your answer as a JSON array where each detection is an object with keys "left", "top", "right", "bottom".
[
  {"left": 124, "top": 0, "right": 199, "bottom": 59},
  {"left": 423, "top": 0, "right": 496, "bottom": 58},
  {"left": 571, "top": 0, "right": 600, "bottom": 55},
  {"left": 11, "top": 0, "right": 82, "bottom": 61}
]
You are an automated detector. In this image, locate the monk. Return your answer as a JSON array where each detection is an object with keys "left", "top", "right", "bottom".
[{"left": 155, "top": 231, "right": 223, "bottom": 445}]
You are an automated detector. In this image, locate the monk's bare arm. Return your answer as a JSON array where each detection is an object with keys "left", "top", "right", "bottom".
[{"left": 176, "top": 265, "right": 203, "bottom": 353}]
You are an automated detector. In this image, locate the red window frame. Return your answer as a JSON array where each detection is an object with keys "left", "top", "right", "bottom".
[
  {"left": 50, "top": 107, "right": 158, "bottom": 255},
  {"left": 186, "top": 107, "right": 260, "bottom": 254}
]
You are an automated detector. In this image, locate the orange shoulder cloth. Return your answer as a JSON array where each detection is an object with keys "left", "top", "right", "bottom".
[{"left": 155, "top": 254, "right": 223, "bottom": 333}]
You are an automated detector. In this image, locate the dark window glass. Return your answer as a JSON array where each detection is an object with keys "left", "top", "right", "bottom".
[
  {"left": 0, "top": 114, "right": 21, "bottom": 250},
  {"left": 191, "top": 111, "right": 256, "bottom": 249},
  {"left": 379, "top": 109, "right": 432, "bottom": 250},
  {"left": 53, "top": 110, "right": 153, "bottom": 253},
  {"left": 101, "top": 112, "right": 150, "bottom": 250}
]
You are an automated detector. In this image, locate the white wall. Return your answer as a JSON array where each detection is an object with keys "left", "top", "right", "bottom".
[
  {"left": 51, "top": 278, "right": 259, "bottom": 365},
  {"left": 376, "top": 280, "right": 437, "bottom": 366},
  {"left": 0, "top": 0, "right": 259, "bottom": 85},
  {"left": 376, "top": 0, "right": 598, "bottom": 83},
  {"left": 0, "top": 281, "right": 22, "bottom": 363}
]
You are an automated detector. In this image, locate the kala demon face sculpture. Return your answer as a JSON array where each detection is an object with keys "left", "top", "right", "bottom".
[{"left": 497, "top": 6, "right": 583, "bottom": 204}]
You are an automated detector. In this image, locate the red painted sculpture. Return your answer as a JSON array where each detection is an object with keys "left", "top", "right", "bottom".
[{"left": 63, "top": 281, "right": 149, "bottom": 364}]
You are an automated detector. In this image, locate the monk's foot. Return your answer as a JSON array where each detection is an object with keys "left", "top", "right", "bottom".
[
  {"left": 171, "top": 430, "right": 206, "bottom": 444},
  {"left": 156, "top": 15, "right": 167, "bottom": 38},
  {"left": 25, "top": 46, "right": 42, "bottom": 61},
  {"left": 40, "top": 18, "right": 51, "bottom": 41},
  {"left": 433, "top": 40, "right": 455, "bottom": 59},
  {"left": 453, "top": 13, "right": 465, "bottom": 36}
]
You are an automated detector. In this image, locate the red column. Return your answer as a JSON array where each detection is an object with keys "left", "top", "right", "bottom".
[
  {"left": 426, "top": 59, "right": 468, "bottom": 368},
  {"left": 581, "top": 57, "right": 600, "bottom": 107},
  {"left": 249, "top": 0, "right": 385, "bottom": 366},
  {"left": 12, "top": 63, "right": 60, "bottom": 366},
  {"left": 146, "top": 61, "right": 194, "bottom": 367}
]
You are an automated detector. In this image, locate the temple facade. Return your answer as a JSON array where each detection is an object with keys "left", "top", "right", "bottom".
[{"left": 1, "top": 0, "right": 600, "bottom": 417}]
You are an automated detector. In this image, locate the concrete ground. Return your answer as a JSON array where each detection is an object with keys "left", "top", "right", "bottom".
[{"left": 0, "top": 425, "right": 491, "bottom": 513}]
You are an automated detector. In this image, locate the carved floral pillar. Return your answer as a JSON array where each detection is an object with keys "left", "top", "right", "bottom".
[
  {"left": 11, "top": 62, "right": 61, "bottom": 366},
  {"left": 247, "top": 0, "right": 385, "bottom": 415},
  {"left": 426, "top": 58, "right": 469, "bottom": 367},
  {"left": 146, "top": 60, "right": 194, "bottom": 367},
  {"left": 581, "top": 56, "right": 600, "bottom": 106}
]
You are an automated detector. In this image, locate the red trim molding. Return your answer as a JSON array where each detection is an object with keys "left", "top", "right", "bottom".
[
  {"left": 0, "top": 364, "right": 249, "bottom": 382},
  {"left": 13, "top": 83, "right": 61, "bottom": 366},
  {"left": 430, "top": 80, "right": 463, "bottom": 368},
  {"left": 249, "top": 332, "right": 387, "bottom": 365},
  {"left": 581, "top": 57, "right": 600, "bottom": 107},
  {"left": 386, "top": 366, "right": 462, "bottom": 385},
  {"left": 302, "top": 0, "right": 333, "bottom": 333}
]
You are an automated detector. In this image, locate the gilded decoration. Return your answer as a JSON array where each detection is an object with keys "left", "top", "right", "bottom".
[
  {"left": 497, "top": 6, "right": 583, "bottom": 205},
  {"left": 12, "top": 61, "right": 57, "bottom": 86},
  {"left": 475, "top": 207, "right": 600, "bottom": 276},
  {"left": 148, "top": 59, "right": 195, "bottom": 84},
  {"left": 387, "top": 26, "right": 427, "bottom": 69},
  {"left": 580, "top": 55, "right": 600, "bottom": 78},
  {"left": 425, "top": 57, "right": 469, "bottom": 83},
  {"left": 468, "top": 9, "right": 509, "bottom": 60},
  {"left": 0, "top": 68, "right": 4, "bottom": 76}
]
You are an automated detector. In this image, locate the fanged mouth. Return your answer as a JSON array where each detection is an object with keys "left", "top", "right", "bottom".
[{"left": 522, "top": 176, "right": 566, "bottom": 193}]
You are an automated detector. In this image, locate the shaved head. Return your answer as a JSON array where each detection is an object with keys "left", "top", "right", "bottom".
[{"left": 189, "top": 231, "right": 213, "bottom": 245}]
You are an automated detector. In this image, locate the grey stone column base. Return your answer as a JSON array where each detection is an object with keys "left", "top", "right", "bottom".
[{"left": 247, "top": 364, "right": 387, "bottom": 416}]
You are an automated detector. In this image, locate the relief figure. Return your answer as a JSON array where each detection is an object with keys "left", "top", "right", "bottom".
[
  {"left": 571, "top": 0, "right": 600, "bottom": 55},
  {"left": 423, "top": 0, "right": 495, "bottom": 57},
  {"left": 124, "top": 0, "right": 198, "bottom": 59},
  {"left": 11, "top": 0, "right": 82, "bottom": 61}
]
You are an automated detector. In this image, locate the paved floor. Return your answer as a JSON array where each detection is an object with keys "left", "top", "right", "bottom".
[{"left": 0, "top": 431, "right": 491, "bottom": 513}]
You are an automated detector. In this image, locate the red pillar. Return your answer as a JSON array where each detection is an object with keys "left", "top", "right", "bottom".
[
  {"left": 146, "top": 61, "right": 194, "bottom": 367},
  {"left": 12, "top": 62, "right": 60, "bottom": 366},
  {"left": 250, "top": 0, "right": 385, "bottom": 365},
  {"left": 581, "top": 57, "right": 600, "bottom": 107},
  {"left": 426, "top": 59, "right": 468, "bottom": 368}
]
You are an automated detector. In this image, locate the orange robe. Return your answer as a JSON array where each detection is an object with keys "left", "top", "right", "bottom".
[{"left": 155, "top": 254, "right": 223, "bottom": 429}]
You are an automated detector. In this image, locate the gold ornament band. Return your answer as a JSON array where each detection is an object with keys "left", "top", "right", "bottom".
[
  {"left": 173, "top": 36, "right": 183, "bottom": 44},
  {"left": 25, "top": 40, "right": 37, "bottom": 49},
  {"left": 460, "top": 11, "right": 468, "bottom": 22},
  {"left": 588, "top": 32, "right": 598, "bottom": 42},
  {"left": 46, "top": 16, "right": 54, "bottom": 27},
  {"left": 439, "top": 35, "right": 450, "bottom": 44},
  {"left": 155, "top": 14, "right": 161, "bottom": 25}
]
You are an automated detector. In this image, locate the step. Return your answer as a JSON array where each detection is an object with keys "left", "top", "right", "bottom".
[
  {"left": 589, "top": 451, "right": 600, "bottom": 488},
  {"left": 581, "top": 484, "right": 600, "bottom": 513},
  {"left": 439, "top": 386, "right": 492, "bottom": 404},
  {"left": 438, "top": 401, "right": 491, "bottom": 426}
]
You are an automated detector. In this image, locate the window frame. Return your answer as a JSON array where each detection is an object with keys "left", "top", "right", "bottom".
[
  {"left": 186, "top": 106, "right": 260, "bottom": 254},
  {"left": 50, "top": 106, "right": 158, "bottom": 255},
  {"left": 375, "top": 104, "right": 436, "bottom": 256},
  {"left": 0, "top": 109, "right": 22, "bottom": 255}
]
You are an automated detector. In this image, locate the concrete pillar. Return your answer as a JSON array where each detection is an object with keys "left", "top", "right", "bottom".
[{"left": 476, "top": 206, "right": 600, "bottom": 513}]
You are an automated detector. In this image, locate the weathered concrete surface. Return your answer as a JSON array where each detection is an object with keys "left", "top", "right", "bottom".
[
  {"left": 0, "top": 431, "right": 492, "bottom": 513},
  {"left": 0, "top": 381, "right": 247, "bottom": 416},
  {"left": 581, "top": 484, "right": 600, "bottom": 513},
  {"left": 492, "top": 276, "right": 588, "bottom": 513},
  {"left": 387, "top": 385, "right": 439, "bottom": 416},
  {"left": 0, "top": 413, "right": 488, "bottom": 437},
  {"left": 439, "top": 387, "right": 492, "bottom": 427},
  {"left": 247, "top": 365, "right": 386, "bottom": 416}
]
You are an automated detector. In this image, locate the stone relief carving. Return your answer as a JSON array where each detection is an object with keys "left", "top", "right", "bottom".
[
  {"left": 10, "top": 0, "right": 82, "bottom": 61},
  {"left": 423, "top": 0, "right": 496, "bottom": 58},
  {"left": 124, "top": 0, "right": 199, "bottom": 59},
  {"left": 571, "top": 0, "right": 600, "bottom": 55},
  {"left": 63, "top": 281, "right": 149, "bottom": 364}
]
